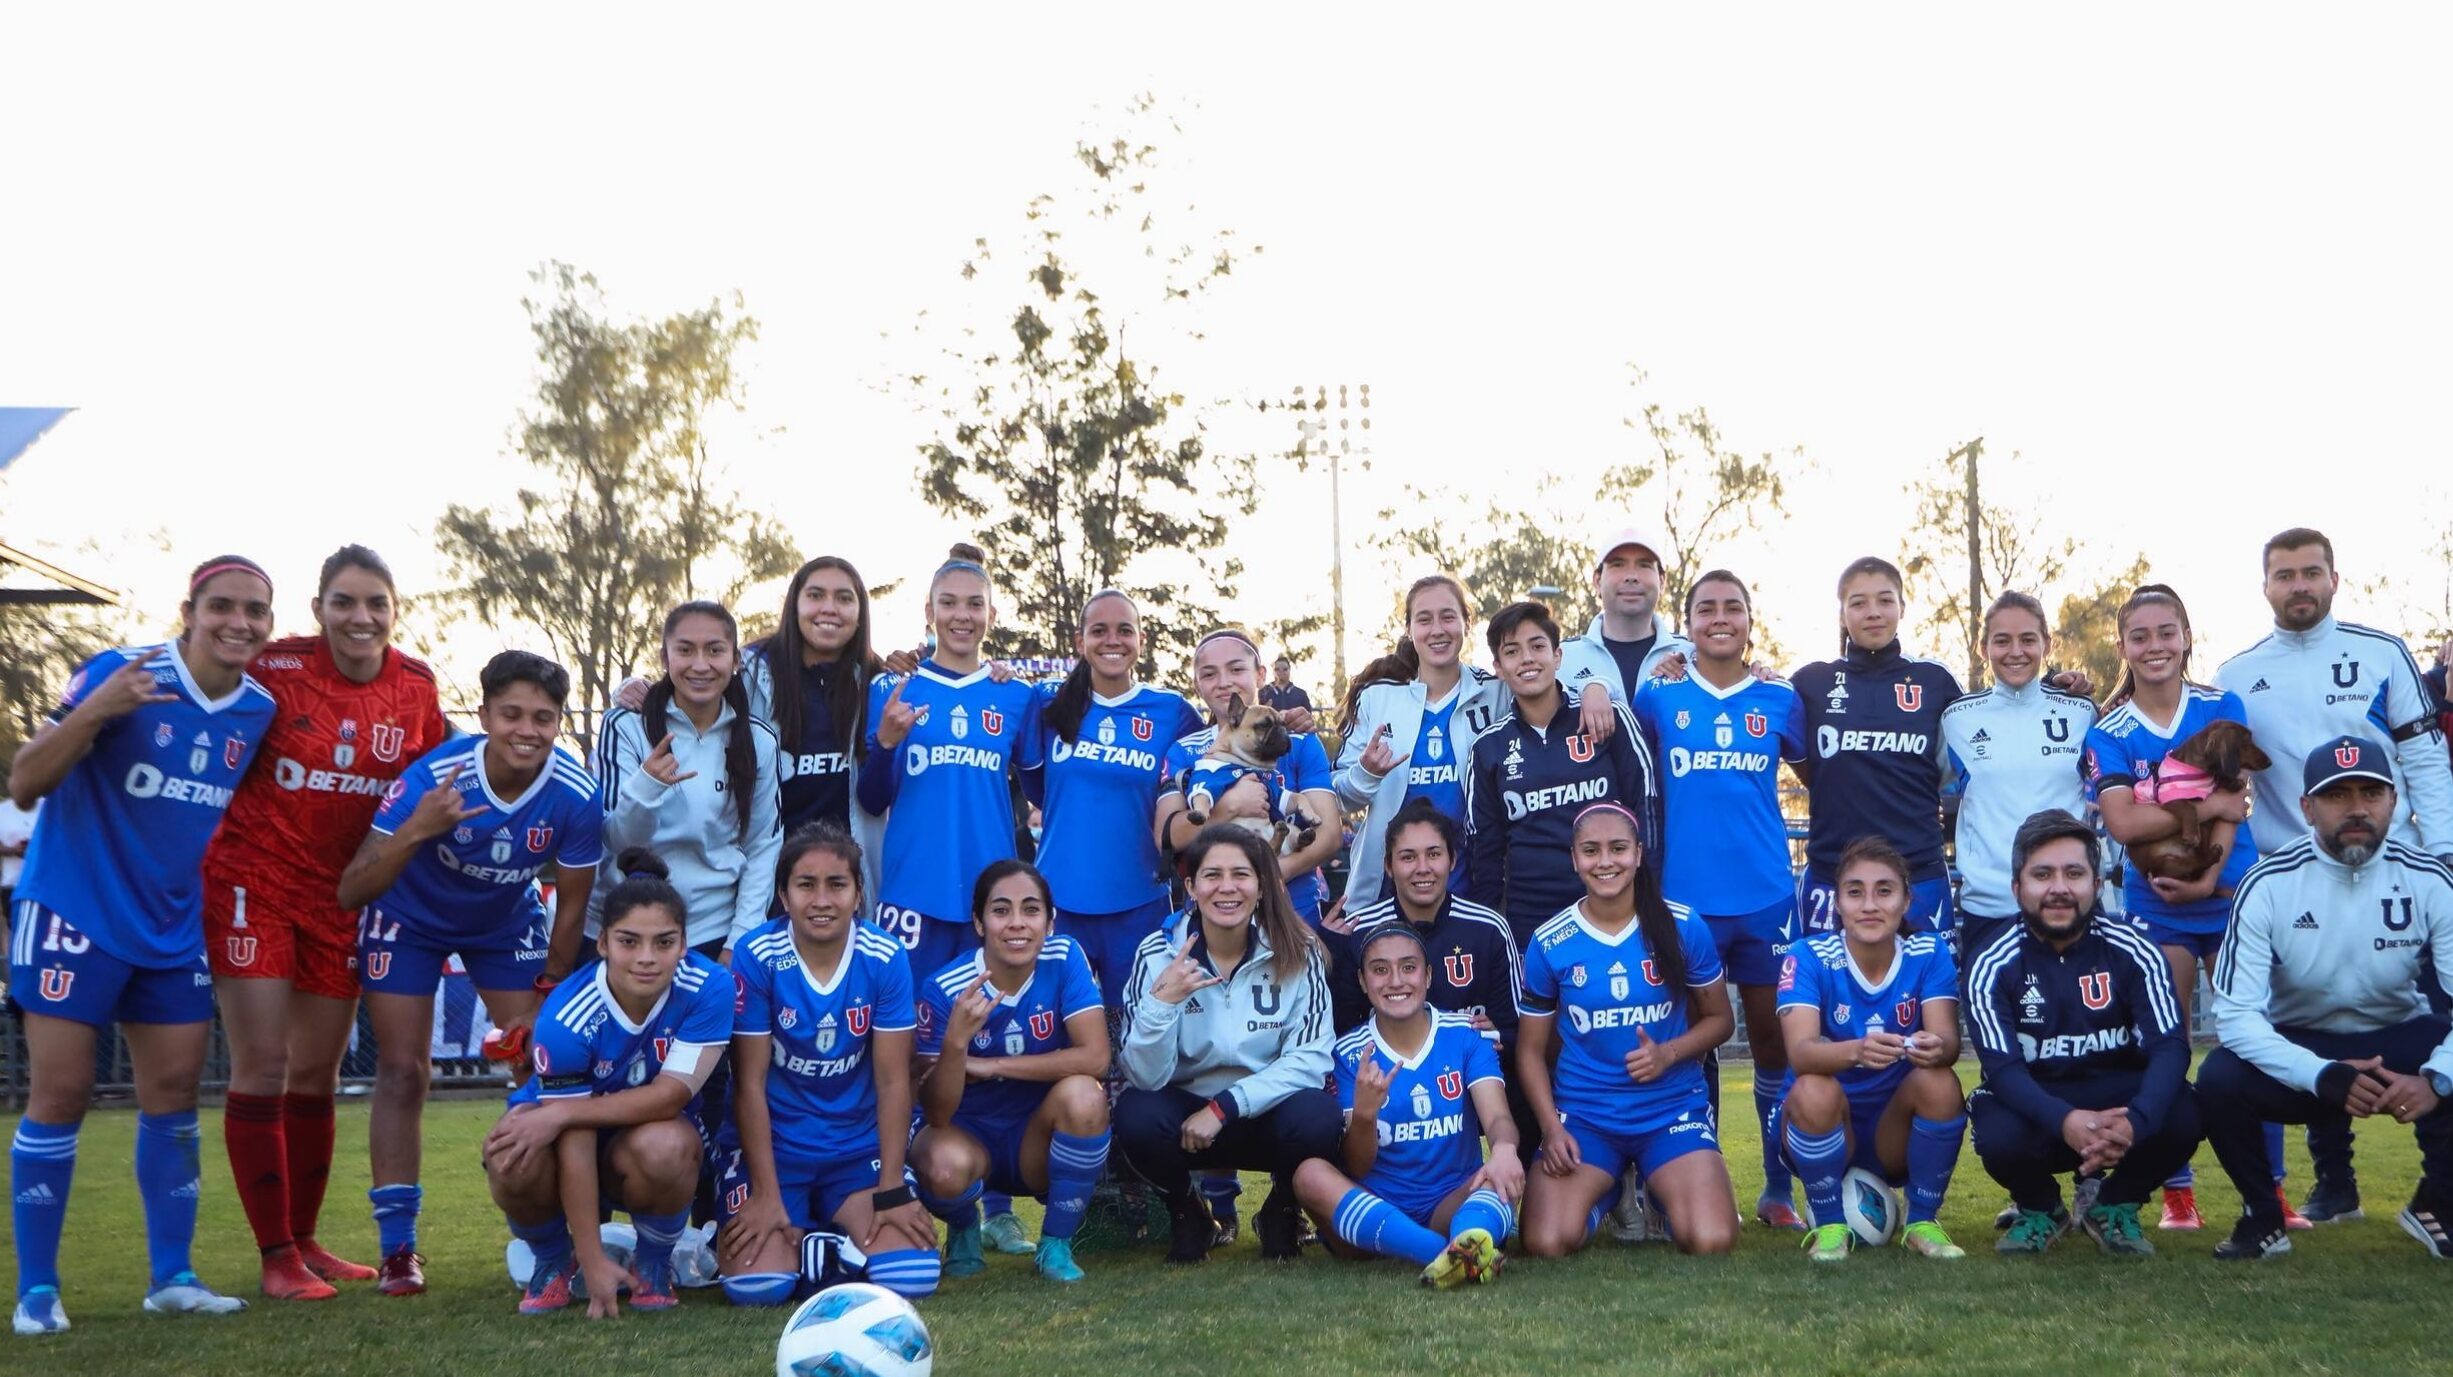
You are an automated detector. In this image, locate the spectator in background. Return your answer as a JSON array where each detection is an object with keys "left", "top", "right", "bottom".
[
  {"left": 0, "top": 794, "right": 36, "bottom": 960},
  {"left": 1259, "top": 656, "right": 1313, "bottom": 716}
]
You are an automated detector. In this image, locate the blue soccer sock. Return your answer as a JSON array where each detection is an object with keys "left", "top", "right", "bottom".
[
  {"left": 1200, "top": 1171, "right": 1242, "bottom": 1223},
  {"left": 866, "top": 1247, "right": 940, "bottom": 1300},
  {"left": 11, "top": 1119, "right": 78, "bottom": 1296},
  {"left": 1906, "top": 1115, "right": 1966, "bottom": 1224},
  {"left": 2165, "top": 1164, "right": 2195, "bottom": 1190},
  {"left": 510, "top": 1215, "right": 573, "bottom": 1276},
  {"left": 370, "top": 1183, "right": 422, "bottom": 1256},
  {"left": 1785, "top": 1122, "right": 1848, "bottom": 1228},
  {"left": 1755, "top": 1079, "right": 1792, "bottom": 1199},
  {"left": 2265, "top": 1121, "right": 2287, "bottom": 1185},
  {"left": 1331, "top": 1187, "right": 1445, "bottom": 1267},
  {"left": 135, "top": 1110, "right": 202, "bottom": 1285},
  {"left": 982, "top": 1191, "right": 1013, "bottom": 1217},
  {"left": 631, "top": 1208, "right": 688, "bottom": 1270},
  {"left": 721, "top": 1272, "right": 797, "bottom": 1307},
  {"left": 1448, "top": 1188, "right": 1513, "bottom": 1245},
  {"left": 1042, "top": 1129, "right": 1109, "bottom": 1241},
  {"left": 919, "top": 1176, "right": 984, "bottom": 1225}
]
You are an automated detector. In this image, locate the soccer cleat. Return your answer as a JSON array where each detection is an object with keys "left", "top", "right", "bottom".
[
  {"left": 1210, "top": 1217, "right": 1239, "bottom": 1248},
  {"left": 1755, "top": 1196, "right": 1805, "bottom": 1232},
  {"left": 1033, "top": 1237, "right": 1085, "bottom": 1284},
  {"left": 1901, "top": 1221, "right": 1966, "bottom": 1259},
  {"left": 2083, "top": 1202, "right": 2154, "bottom": 1257},
  {"left": 143, "top": 1273, "right": 248, "bottom": 1316},
  {"left": 376, "top": 1247, "right": 426, "bottom": 1297},
  {"left": 943, "top": 1221, "right": 986, "bottom": 1279},
  {"left": 981, "top": 1211, "right": 1033, "bottom": 1255},
  {"left": 518, "top": 1257, "right": 575, "bottom": 1314},
  {"left": 1256, "top": 1185, "right": 1304, "bottom": 1262},
  {"left": 1996, "top": 1208, "right": 2067, "bottom": 1255},
  {"left": 11, "top": 1287, "right": 69, "bottom": 1336},
  {"left": 2276, "top": 1185, "right": 2312, "bottom": 1231},
  {"left": 2212, "top": 1217, "right": 2293, "bottom": 1262},
  {"left": 2299, "top": 1176, "right": 2362, "bottom": 1223},
  {"left": 1801, "top": 1223, "right": 1852, "bottom": 1264},
  {"left": 1165, "top": 1194, "right": 1217, "bottom": 1264},
  {"left": 259, "top": 1248, "right": 339, "bottom": 1302},
  {"left": 2069, "top": 1173, "right": 2103, "bottom": 1223},
  {"left": 1420, "top": 1227, "right": 1502, "bottom": 1289},
  {"left": 1605, "top": 1164, "right": 1652, "bottom": 1242},
  {"left": 2399, "top": 1198, "right": 2451, "bottom": 1259},
  {"left": 2157, "top": 1186, "right": 2203, "bottom": 1231},
  {"left": 1992, "top": 1202, "right": 2020, "bottom": 1230},
  {"left": 295, "top": 1240, "right": 379, "bottom": 1283},
  {"left": 627, "top": 1255, "right": 678, "bottom": 1311}
]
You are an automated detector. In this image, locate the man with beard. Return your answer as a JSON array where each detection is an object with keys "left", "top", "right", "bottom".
[
  {"left": 1964, "top": 811, "right": 2200, "bottom": 1257},
  {"left": 2198, "top": 737, "right": 2453, "bottom": 1262}
]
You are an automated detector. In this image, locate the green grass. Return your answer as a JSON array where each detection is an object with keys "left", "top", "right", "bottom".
[{"left": 9, "top": 1066, "right": 2445, "bottom": 1376}]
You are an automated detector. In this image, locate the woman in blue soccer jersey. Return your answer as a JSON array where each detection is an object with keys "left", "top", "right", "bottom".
[
  {"left": 1775, "top": 837, "right": 1969, "bottom": 1263},
  {"left": 856, "top": 556, "right": 1043, "bottom": 981},
  {"left": 9, "top": 556, "right": 277, "bottom": 1333},
  {"left": 594, "top": 600, "right": 783, "bottom": 955},
  {"left": 2085, "top": 585, "right": 2287, "bottom": 1231},
  {"left": 1335, "top": 574, "right": 1509, "bottom": 909},
  {"left": 1154, "top": 629, "right": 1343, "bottom": 924},
  {"left": 908, "top": 861, "right": 1112, "bottom": 1285},
  {"left": 1029, "top": 590, "right": 1202, "bottom": 1004},
  {"left": 335, "top": 649, "right": 603, "bottom": 1293},
  {"left": 1515, "top": 803, "right": 1737, "bottom": 1259},
  {"left": 1630, "top": 570, "right": 1811, "bottom": 1231},
  {"left": 1294, "top": 923, "right": 1522, "bottom": 1287},
  {"left": 480, "top": 850, "right": 732, "bottom": 1317},
  {"left": 715, "top": 825, "right": 938, "bottom": 1304}
]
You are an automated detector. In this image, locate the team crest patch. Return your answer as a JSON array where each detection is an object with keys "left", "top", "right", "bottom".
[
  {"left": 156, "top": 722, "right": 175, "bottom": 747},
  {"left": 1674, "top": 710, "right": 1691, "bottom": 730},
  {"left": 1444, "top": 952, "right": 1474, "bottom": 987},
  {"left": 226, "top": 936, "right": 257, "bottom": 967},
  {"left": 1608, "top": 963, "right": 1630, "bottom": 1000},
  {"left": 1030, "top": 1010, "right": 1056, "bottom": 1039},
  {"left": 1566, "top": 734, "right": 1595, "bottom": 763},
  {"left": 1569, "top": 963, "right": 1587, "bottom": 988},
  {"left": 453, "top": 824, "right": 474, "bottom": 844},
  {"left": 372, "top": 722, "right": 407, "bottom": 762},
  {"left": 2079, "top": 972, "right": 2113, "bottom": 1010},
  {"left": 981, "top": 708, "right": 1004, "bottom": 736},
  {"left": 1436, "top": 1069, "right": 1464, "bottom": 1099},
  {"left": 39, "top": 969, "right": 74, "bottom": 1001},
  {"left": 1744, "top": 710, "right": 1767, "bottom": 737},
  {"left": 1778, "top": 956, "right": 1797, "bottom": 992},
  {"left": 1833, "top": 1002, "right": 1851, "bottom": 1023},
  {"left": 847, "top": 1005, "right": 872, "bottom": 1036},
  {"left": 527, "top": 825, "right": 554, "bottom": 853},
  {"left": 950, "top": 706, "right": 970, "bottom": 740},
  {"left": 1640, "top": 959, "right": 1661, "bottom": 987},
  {"left": 1896, "top": 997, "right": 1919, "bottom": 1027},
  {"left": 365, "top": 952, "right": 391, "bottom": 981},
  {"left": 225, "top": 736, "right": 246, "bottom": 768},
  {"left": 1131, "top": 716, "right": 1154, "bottom": 741},
  {"left": 1894, "top": 682, "right": 1923, "bottom": 713},
  {"left": 779, "top": 1007, "right": 797, "bottom": 1030},
  {"left": 972, "top": 1030, "right": 993, "bottom": 1051}
]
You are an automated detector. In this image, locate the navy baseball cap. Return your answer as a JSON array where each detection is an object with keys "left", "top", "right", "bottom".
[{"left": 2303, "top": 735, "right": 2394, "bottom": 795}]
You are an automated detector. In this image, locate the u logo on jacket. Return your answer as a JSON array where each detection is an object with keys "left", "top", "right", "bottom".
[
  {"left": 1894, "top": 682, "right": 1923, "bottom": 713},
  {"left": 2077, "top": 972, "right": 2112, "bottom": 1010},
  {"left": 1444, "top": 953, "right": 1474, "bottom": 987},
  {"left": 1566, "top": 734, "right": 1594, "bottom": 764},
  {"left": 1251, "top": 980, "right": 1281, "bottom": 1016}
]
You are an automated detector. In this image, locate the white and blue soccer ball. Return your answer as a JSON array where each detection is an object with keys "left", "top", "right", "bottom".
[
  {"left": 776, "top": 1282, "right": 933, "bottom": 1377},
  {"left": 1825, "top": 1167, "right": 1903, "bottom": 1246}
]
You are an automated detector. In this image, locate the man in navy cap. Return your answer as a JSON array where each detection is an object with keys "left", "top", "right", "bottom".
[{"left": 2200, "top": 735, "right": 2453, "bottom": 1261}]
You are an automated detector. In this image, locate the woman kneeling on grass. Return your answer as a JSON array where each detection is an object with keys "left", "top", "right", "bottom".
[
  {"left": 481, "top": 851, "right": 733, "bottom": 1316},
  {"left": 1774, "top": 836, "right": 1970, "bottom": 1263},
  {"left": 1294, "top": 923, "right": 1522, "bottom": 1287},
  {"left": 1515, "top": 803, "right": 1738, "bottom": 1258}
]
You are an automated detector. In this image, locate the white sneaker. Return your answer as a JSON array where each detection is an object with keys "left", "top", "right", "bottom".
[
  {"left": 142, "top": 1273, "right": 247, "bottom": 1316},
  {"left": 12, "top": 1287, "right": 69, "bottom": 1335}
]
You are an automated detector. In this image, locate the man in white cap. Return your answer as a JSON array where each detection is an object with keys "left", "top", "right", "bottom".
[{"left": 1557, "top": 525, "right": 1693, "bottom": 723}]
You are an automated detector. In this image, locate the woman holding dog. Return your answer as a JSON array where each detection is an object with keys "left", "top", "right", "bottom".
[{"left": 2083, "top": 583, "right": 2287, "bottom": 1230}]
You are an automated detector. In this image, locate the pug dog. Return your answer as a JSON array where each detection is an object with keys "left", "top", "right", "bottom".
[
  {"left": 1182, "top": 692, "right": 1319, "bottom": 858},
  {"left": 2126, "top": 719, "right": 2271, "bottom": 882}
]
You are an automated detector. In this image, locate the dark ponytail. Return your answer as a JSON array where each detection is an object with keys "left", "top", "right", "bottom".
[
  {"left": 601, "top": 847, "right": 688, "bottom": 935},
  {"left": 760, "top": 557, "right": 880, "bottom": 764},
  {"left": 647, "top": 600, "right": 759, "bottom": 843},
  {"left": 1573, "top": 802, "right": 1693, "bottom": 1013},
  {"left": 1048, "top": 590, "right": 1137, "bottom": 742}
]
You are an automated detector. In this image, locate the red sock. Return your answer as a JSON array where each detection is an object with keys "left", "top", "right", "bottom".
[
  {"left": 284, "top": 1092, "right": 338, "bottom": 1244},
  {"left": 224, "top": 1091, "right": 292, "bottom": 1253}
]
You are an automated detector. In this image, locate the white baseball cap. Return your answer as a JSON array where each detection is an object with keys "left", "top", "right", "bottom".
[{"left": 1594, "top": 524, "right": 1672, "bottom": 573}]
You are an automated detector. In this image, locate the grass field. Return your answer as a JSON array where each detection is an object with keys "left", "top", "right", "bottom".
[{"left": 8, "top": 1064, "right": 2445, "bottom": 1377}]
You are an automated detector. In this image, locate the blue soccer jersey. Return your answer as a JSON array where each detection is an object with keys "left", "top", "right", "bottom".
[
  {"left": 915, "top": 935, "right": 1104, "bottom": 1126},
  {"left": 1632, "top": 675, "right": 1807, "bottom": 915},
  {"left": 516, "top": 951, "right": 735, "bottom": 1114},
  {"left": 367, "top": 734, "right": 604, "bottom": 942},
  {"left": 1033, "top": 685, "right": 1202, "bottom": 915},
  {"left": 1402, "top": 693, "right": 1470, "bottom": 826},
  {"left": 1774, "top": 931, "right": 1958, "bottom": 1101},
  {"left": 733, "top": 918, "right": 917, "bottom": 1165},
  {"left": 1334, "top": 1012, "right": 1503, "bottom": 1205},
  {"left": 16, "top": 644, "right": 277, "bottom": 967},
  {"left": 1165, "top": 726, "right": 1336, "bottom": 919},
  {"left": 1518, "top": 900, "right": 1722, "bottom": 1133},
  {"left": 859, "top": 663, "right": 1044, "bottom": 926},
  {"left": 2084, "top": 687, "right": 2262, "bottom": 935}
]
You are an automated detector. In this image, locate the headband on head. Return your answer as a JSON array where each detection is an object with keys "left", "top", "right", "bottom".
[
  {"left": 1572, "top": 801, "right": 1642, "bottom": 833},
  {"left": 189, "top": 559, "right": 271, "bottom": 598},
  {"left": 934, "top": 559, "right": 988, "bottom": 580},
  {"left": 1197, "top": 628, "right": 1259, "bottom": 658},
  {"left": 1357, "top": 922, "right": 1431, "bottom": 961}
]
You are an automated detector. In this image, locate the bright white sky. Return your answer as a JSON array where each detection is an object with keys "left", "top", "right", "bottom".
[{"left": 4, "top": 4, "right": 2449, "bottom": 701}]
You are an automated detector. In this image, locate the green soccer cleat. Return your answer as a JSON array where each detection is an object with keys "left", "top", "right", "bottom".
[
  {"left": 1420, "top": 1227, "right": 1502, "bottom": 1289},
  {"left": 1901, "top": 1220, "right": 1965, "bottom": 1259},
  {"left": 1996, "top": 1208, "right": 2067, "bottom": 1255},
  {"left": 1801, "top": 1223, "right": 1852, "bottom": 1264},
  {"left": 982, "top": 1211, "right": 1035, "bottom": 1256},
  {"left": 1033, "top": 1237, "right": 1085, "bottom": 1284},
  {"left": 943, "top": 1220, "right": 987, "bottom": 1279},
  {"left": 2084, "top": 1202, "right": 2154, "bottom": 1258}
]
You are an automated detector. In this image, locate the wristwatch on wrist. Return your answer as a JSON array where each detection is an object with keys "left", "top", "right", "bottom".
[{"left": 2428, "top": 1070, "right": 2451, "bottom": 1099}]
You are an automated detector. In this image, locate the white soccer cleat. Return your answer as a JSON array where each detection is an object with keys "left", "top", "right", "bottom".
[
  {"left": 12, "top": 1287, "right": 70, "bottom": 1335},
  {"left": 143, "top": 1273, "right": 248, "bottom": 1316}
]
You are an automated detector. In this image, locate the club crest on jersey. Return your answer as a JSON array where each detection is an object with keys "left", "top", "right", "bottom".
[
  {"left": 1566, "top": 734, "right": 1595, "bottom": 763},
  {"left": 39, "top": 968, "right": 74, "bottom": 1001},
  {"left": 1030, "top": 1010, "right": 1056, "bottom": 1040},
  {"left": 156, "top": 722, "right": 175, "bottom": 747},
  {"left": 2078, "top": 972, "right": 2113, "bottom": 1010},
  {"left": 1713, "top": 714, "right": 1733, "bottom": 749},
  {"left": 972, "top": 1030, "right": 993, "bottom": 1051},
  {"left": 1640, "top": 959, "right": 1661, "bottom": 987},
  {"left": 847, "top": 1005, "right": 872, "bottom": 1037},
  {"left": 1745, "top": 710, "right": 1768, "bottom": 738},
  {"left": 1674, "top": 710, "right": 1691, "bottom": 730},
  {"left": 626, "top": 1059, "right": 649, "bottom": 1087},
  {"left": 453, "top": 825, "right": 474, "bottom": 845},
  {"left": 950, "top": 705, "right": 970, "bottom": 740},
  {"left": 371, "top": 723, "right": 407, "bottom": 762},
  {"left": 1444, "top": 953, "right": 1474, "bottom": 987},
  {"left": 779, "top": 1007, "right": 797, "bottom": 1030},
  {"left": 1426, "top": 728, "right": 1444, "bottom": 762},
  {"left": 491, "top": 829, "right": 514, "bottom": 864},
  {"left": 652, "top": 1036, "right": 672, "bottom": 1063},
  {"left": 1608, "top": 963, "right": 1630, "bottom": 1000},
  {"left": 1095, "top": 715, "right": 1116, "bottom": 746},
  {"left": 2044, "top": 717, "right": 2070, "bottom": 743},
  {"left": 365, "top": 952, "right": 391, "bottom": 981},
  {"left": 226, "top": 936, "right": 257, "bottom": 967},
  {"left": 1409, "top": 1082, "right": 1433, "bottom": 1119},
  {"left": 1896, "top": 996, "right": 1919, "bottom": 1027},
  {"left": 1437, "top": 1069, "right": 1465, "bottom": 1100},
  {"left": 190, "top": 731, "right": 212, "bottom": 774},
  {"left": 981, "top": 708, "right": 1004, "bottom": 736},
  {"left": 527, "top": 825, "right": 554, "bottom": 853},
  {"left": 1004, "top": 1028, "right": 1026, "bottom": 1057},
  {"left": 2333, "top": 660, "right": 2360, "bottom": 689},
  {"left": 1833, "top": 1003, "right": 1852, "bottom": 1023},
  {"left": 1569, "top": 963, "right": 1587, "bottom": 988},
  {"left": 225, "top": 736, "right": 246, "bottom": 768},
  {"left": 1131, "top": 715, "right": 1154, "bottom": 741},
  {"left": 815, "top": 1014, "right": 839, "bottom": 1054},
  {"left": 1894, "top": 682, "right": 1923, "bottom": 712}
]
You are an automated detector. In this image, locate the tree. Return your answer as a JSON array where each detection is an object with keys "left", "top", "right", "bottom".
[
  {"left": 1372, "top": 476, "right": 1595, "bottom": 629},
  {"left": 907, "top": 95, "right": 1258, "bottom": 678},
  {"left": 1900, "top": 442, "right": 2076, "bottom": 685},
  {"left": 0, "top": 602, "right": 115, "bottom": 772},
  {"left": 2053, "top": 554, "right": 2150, "bottom": 699},
  {"left": 436, "top": 263, "right": 797, "bottom": 750},
  {"left": 1595, "top": 367, "right": 1806, "bottom": 616}
]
